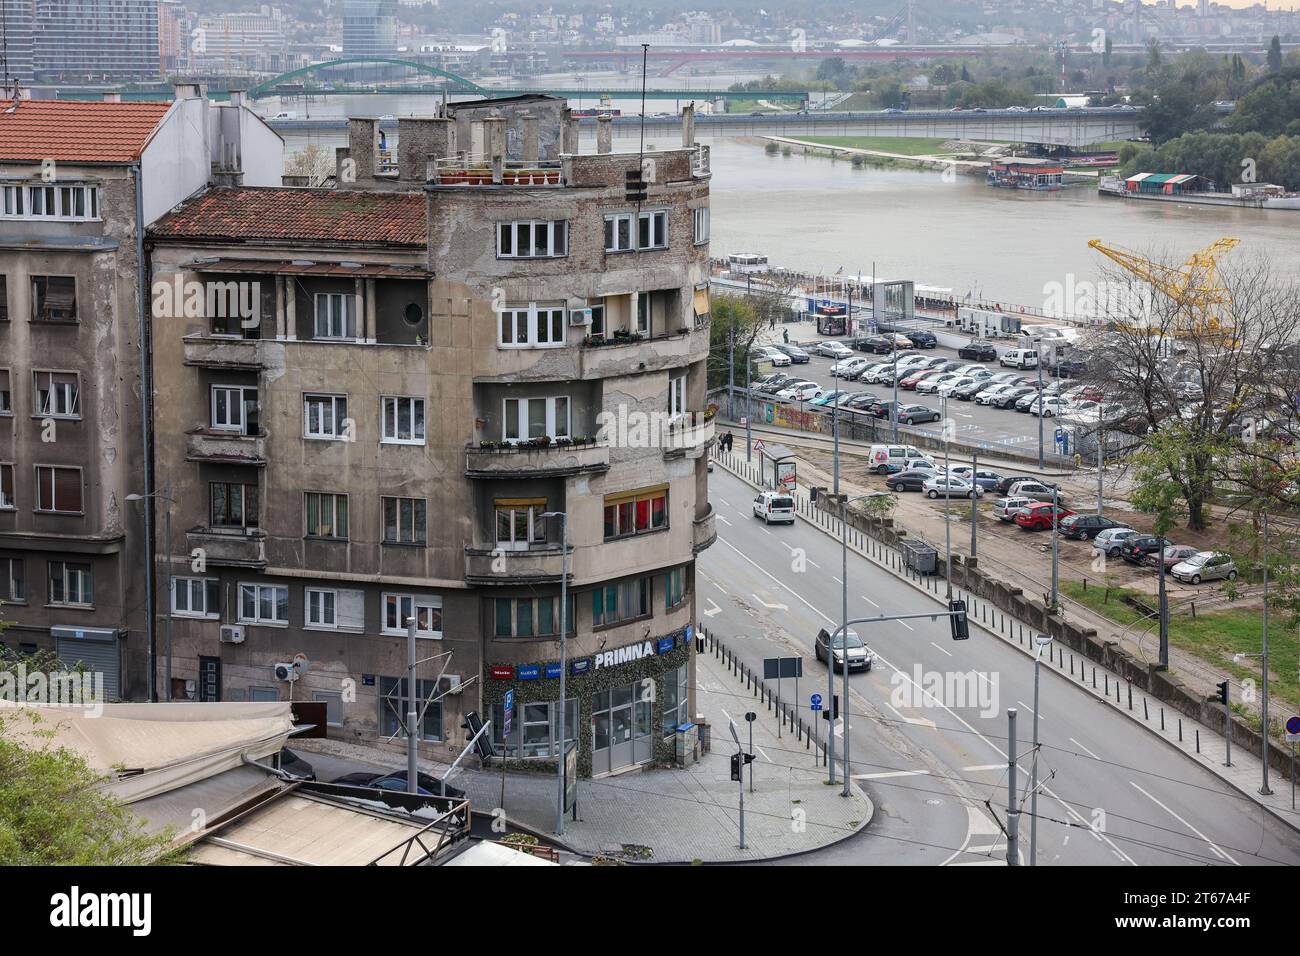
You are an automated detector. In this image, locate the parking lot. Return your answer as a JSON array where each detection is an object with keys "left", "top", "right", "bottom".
[{"left": 753, "top": 336, "right": 1080, "bottom": 459}]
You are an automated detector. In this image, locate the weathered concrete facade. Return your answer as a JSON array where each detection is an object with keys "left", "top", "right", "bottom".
[{"left": 148, "top": 101, "right": 715, "bottom": 777}]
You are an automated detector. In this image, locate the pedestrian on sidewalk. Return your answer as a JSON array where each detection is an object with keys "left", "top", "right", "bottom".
[{"left": 783, "top": 327, "right": 789, "bottom": 344}]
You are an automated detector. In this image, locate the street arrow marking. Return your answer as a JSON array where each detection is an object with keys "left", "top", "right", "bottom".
[
  {"left": 752, "top": 593, "right": 789, "bottom": 611},
  {"left": 703, "top": 598, "right": 723, "bottom": 618}
]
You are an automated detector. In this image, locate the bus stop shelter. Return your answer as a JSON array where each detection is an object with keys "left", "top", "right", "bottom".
[{"left": 759, "top": 443, "right": 797, "bottom": 491}]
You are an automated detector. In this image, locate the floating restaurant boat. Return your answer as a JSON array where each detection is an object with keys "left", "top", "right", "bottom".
[{"left": 987, "top": 158, "right": 1064, "bottom": 191}]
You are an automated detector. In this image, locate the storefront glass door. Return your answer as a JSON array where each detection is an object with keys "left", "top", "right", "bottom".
[{"left": 591, "top": 680, "right": 654, "bottom": 775}]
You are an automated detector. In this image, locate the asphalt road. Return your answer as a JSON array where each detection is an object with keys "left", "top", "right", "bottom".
[
  {"left": 700, "top": 466, "right": 1300, "bottom": 866},
  {"left": 760, "top": 343, "right": 1067, "bottom": 458}
]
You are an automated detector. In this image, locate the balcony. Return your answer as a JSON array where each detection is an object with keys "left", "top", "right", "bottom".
[
  {"left": 692, "top": 144, "right": 711, "bottom": 177},
  {"left": 183, "top": 334, "right": 264, "bottom": 370},
  {"left": 186, "top": 429, "right": 267, "bottom": 466},
  {"left": 465, "top": 439, "right": 610, "bottom": 479},
  {"left": 430, "top": 156, "right": 564, "bottom": 187},
  {"left": 579, "top": 328, "right": 707, "bottom": 380},
  {"left": 464, "top": 546, "right": 569, "bottom": 586},
  {"left": 186, "top": 528, "right": 267, "bottom": 568},
  {"left": 662, "top": 414, "right": 715, "bottom": 460},
  {"left": 692, "top": 504, "right": 717, "bottom": 554}
]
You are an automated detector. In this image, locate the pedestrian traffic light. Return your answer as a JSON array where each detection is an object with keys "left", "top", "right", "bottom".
[
  {"left": 949, "top": 598, "right": 970, "bottom": 641},
  {"left": 820, "top": 694, "right": 839, "bottom": 721},
  {"left": 730, "top": 753, "right": 742, "bottom": 781},
  {"left": 1215, "top": 680, "right": 1229, "bottom": 705}
]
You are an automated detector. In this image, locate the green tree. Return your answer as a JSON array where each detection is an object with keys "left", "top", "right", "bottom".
[
  {"left": 707, "top": 295, "right": 760, "bottom": 392},
  {"left": 1268, "top": 35, "right": 1283, "bottom": 74}
]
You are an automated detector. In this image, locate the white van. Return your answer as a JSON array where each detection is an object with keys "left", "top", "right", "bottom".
[
  {"left": 753, "top": 490, "right": 796, "bottom": 524},
  {"left": 1000, "top": 348, "right": 1039, "bottom": 370},
  {"left": 867, "top": 443, "right": 925, "bottom": 475}
]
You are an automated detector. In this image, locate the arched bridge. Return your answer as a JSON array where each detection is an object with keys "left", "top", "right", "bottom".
[{"left": 246, "top": 58, "right": 491, "bottom": 99}]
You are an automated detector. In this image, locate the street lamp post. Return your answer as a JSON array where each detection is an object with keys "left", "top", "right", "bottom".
[
  {"left": 943, "top": 392, "right": 952, "bottom": 600},
  {"left": 543, "top": 510, "right": 571, "bottom": 833},
  {"left": 1036, "top": 338, "right": 1045, "bottom": 469},
  {"left": 1030, "top": 633, "right": 1052, "bottom": 865},
  {"left": 838, "top": 491, "right": 880, "bottom": 797},
  {"left": 1050, "top": 485, "right": 1059, "bottom": 611},
  {"left": 891, "top": 339, "right": 900, "bottom": 442},
  {"left": 126, "top": 484, "right": 175, "bottom": 701},
  {"left": 1261, "top": 510, "right": 1273, "bottom": 795}
]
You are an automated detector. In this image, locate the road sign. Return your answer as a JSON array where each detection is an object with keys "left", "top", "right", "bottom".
[
  {"left": 739, "top": 417, "right": 748, "bottom": 426},
  {"left": 764, "top": 656, "right": 803, "bottom": 680},
  {"left": 754, "top": 439, "right": 766, "bottom": 451},
  {"left": 1287, "top": 714, "right": 1300, "bottom": 743},
  {"left": 810, "top": 693, "right": 823, "bottom": 712},
  {"left": 503, "top": 689, "right": 514, "bottom": 739},
  {"left": 1055, "top": 427, "right": 1065, "bottom": 442}
]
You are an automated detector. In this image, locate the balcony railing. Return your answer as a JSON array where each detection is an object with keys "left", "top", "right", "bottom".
[
  {"left": 186, "top": 429, "right": 267, "bottom": 466},
  {"left": 465, "top": 438, "right": 610, "bottom": 479},
  {"left": 431, "top": 155, "right": 564, "bottom": 187},
  {"left": 464, "top": 546, "right": 569, "bottom": 586},
  {"left": 579, "top": 328, "right": 706, "bottom": 379},
  {"left": 692, "top": 504, "right": 717, "bottom": 554},
  {"left": 182, "top": 333, "right": 263, "bottom": 370},
  {"left": 186, "top": 527, "right": 267, "bottom": 568},
  {"left": 692, "top": 144, "right": 711, "bottom": 177},
  {"left": 662, "top": 414, "right": 716, "bottom": 459}
]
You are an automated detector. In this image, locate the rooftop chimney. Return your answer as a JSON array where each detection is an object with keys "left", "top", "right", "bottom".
[
  {"left": 102, "top": 91, "right": 122, "bottom": 104},
  {"left": 173, "top": 82, "right": 202, "bottom": 101},
  {"left": 597, "top": 113, "right": 612, "bottom": 154},
  {"left": 229, "top": 90, "right": 245, "bottom": 109},
  {"left": 682, "top": 103, "right": 695, "bottom": 147}
]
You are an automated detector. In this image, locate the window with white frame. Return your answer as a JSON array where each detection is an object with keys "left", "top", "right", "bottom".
[
  {"left": 693, "top": 206, "right": 710, "bottom": 244},
  {"left": 502, "top": 396, "right": 569, "bottom": 442},
  {"left": 635, "top": 294, "right": 652, "bottom": 336},
  {"left": 1, "top": 557, "right": 22, "bottom": 602},
  {"left": 172, "top": 577, "right": 219, "bottom": 618},
  {"left": 1, "top": 183, "right": 99, "bottom": 221},
  {"left": 587, "top": 298, "right": 606, "bottom": 338},
  {"left": 305, "top": 587, "right": 364, "bottom": 632},
  {"left": 48, "top": 560, "right": 92, "bottom": 606},
  {"left": 497, "top": 302, "right": 566, "bottom": 348},
  {"left": 382, "top": 496, "right": 426, "bottom": 545},
  {"left": 491, "top": 698, "right": 577, "bottom": 757},
  {"left": 637, "top": 210, "right": 668, "bottom": 250},
  {"left": 306, "top": 587, "right": 336, "bottom": 628},
  {"left": 33, "top": 371, "right": 79, "bottom": 418},
  {"left": 381, "top": 396, "right": 425, "bottom": 444},
  {"left": 35, "top": 465, "right": 82, "bottom": 513},
  {"left": 303, "top": 393, "right": 348, "bottom": 439},
  {"left": 313, "top": 292, "right": 358, "bottom": 339},
  {"left": 383, "top": 593, "right": 442, "bottom": 637},
  {"left": 239, "top": 583, "right": 289, "bottom": 625},
  {"left": 0, "top": 463, "right": 12, "bottom": 509},
  {"left": 604, "top": 213, "right": 634, "bottom": 252},
  {"left": 497, "top": 219, "right": 568, "bottom": 258},
  {"left": 304, "top": 492, "right": 348, "bottom": 539},
  {"left": 210, "top": 384, "right": 258, "bottom": 434},
  {"left": 495, "top": 499, "right": 547, "bottom": 550},
  {"left": 669, "top": 374, "right": 686, "bottom": 418}
]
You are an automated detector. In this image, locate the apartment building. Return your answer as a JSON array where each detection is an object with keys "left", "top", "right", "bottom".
[
  {"left": 147, "top": 97, "right": 716, "bottom": 777},
  {"left": 34, "top": 0, "right": 161, "bottom": 81},
  {"left": 0, "top": 89, "right": 283, "bottom": 699}
]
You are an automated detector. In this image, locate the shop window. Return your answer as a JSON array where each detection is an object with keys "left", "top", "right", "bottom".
[{"left": 491, "top": 697, "right": 577, "bottom": 757}]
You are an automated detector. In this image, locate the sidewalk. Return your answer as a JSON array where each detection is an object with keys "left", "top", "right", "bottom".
[
  {"left": 451, "top": 646, "right": 872, "bottom": 863},
  {"left": 713, "top": 446, "right": 1300, "bottom": 836}
]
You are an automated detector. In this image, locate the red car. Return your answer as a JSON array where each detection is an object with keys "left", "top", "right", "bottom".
[
  {"left": 1014, "top": 502, "right": 1075, "bottom": 531},
  {"left": 901, "top": 369, "right": 943, "bottom": 390}
]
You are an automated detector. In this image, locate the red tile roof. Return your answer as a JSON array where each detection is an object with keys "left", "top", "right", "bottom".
[
  {"left": 150, "top": 187, "right": 428, "bottom": 247},
  {"left": 0, "top": 99, "right": 173, "bottom": 163}
]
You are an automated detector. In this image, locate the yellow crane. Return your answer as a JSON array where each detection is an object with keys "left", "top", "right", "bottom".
[{"left": 1086, "top": 237, "right": 1240, "bottom": 337}]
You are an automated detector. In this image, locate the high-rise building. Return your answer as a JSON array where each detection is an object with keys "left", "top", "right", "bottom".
[
  {"left": 158, "top": 0, "right": 185, "bottom": 74},
  {"left": 343, "top": 0, "right": 397, "bottom": 58},
  {"left": 0, "top": 0, "right": 36, "bottom": 83},
  {"left": 35, "top": 0, "right": 161, "bottom": 81}
]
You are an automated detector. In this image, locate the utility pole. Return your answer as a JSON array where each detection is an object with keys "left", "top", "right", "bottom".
[
  {"left": 727, "top": 326, "right": 735, "bottom": 420},
  {"left": 943, "top": 393, "right": 952, "bottom": 600},
  {"left": 832, "top": 390, "right": 841, "bottom": 495},
  {"left": 1030, "top": 635, "right": 1051, "bottom": 865},
  {"left": 1036, "top": 338, "right": 1045, "bottom": 469},
  {"left": 163, "top": 490, "right": 174, "bottom": 701},
  {"left": 545, "top": 510, "right": 571, "bottom": 834},
  {"left": 1096, "top": 406, "right": 1104, "bottom": 515},
  {"left": 745, "top": 339, "right": 752, "bottom": 462},
  {"left": 841, "top": 494, "right": 851, "bottom": 797},
  {"left": 1050, "top": 484, "right": 1059, "bottom": 611},
  {"left": 890, "top": 338, "right": 900, "bottom": 442},
  {"left": 970, "top": 451, "right": 978, "bottom": 560},
  {"left": 1157, "top": 530, "right": 1169, "bottom": 667},
  {"left": 1261, "top": 509, "right": 1273, "bottom": 795},
  {"left": 1007, "top": 708, "right": 1020, "bottom": 866},
  {"left": 406, "top": 617, "right": 419, "bottom": 794}
]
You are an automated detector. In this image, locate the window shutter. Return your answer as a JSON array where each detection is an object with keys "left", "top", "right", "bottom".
[{"left": 336, "top": 588, "right": 366, "bottom": 632}]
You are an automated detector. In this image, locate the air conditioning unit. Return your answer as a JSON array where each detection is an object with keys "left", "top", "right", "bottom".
[
  {"left": 273, "top": 662, "right": 299, "bottom": 682},
  {"left": 437, "top": 675, "right": 462, "bottom": 695},
  {"left": 219, "top": 624, "right": 245, "bottom": 645},
  {"left": 569, "top": 308, "right": 593, "bottom": 327}
]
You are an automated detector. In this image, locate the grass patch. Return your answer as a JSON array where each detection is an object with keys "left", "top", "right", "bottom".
[
  {"left": 1062, "top": 580, "right": 1300, "bottom": 721},
  {"left": 797, "top": 135, "right": 961, "bottom": 156}
]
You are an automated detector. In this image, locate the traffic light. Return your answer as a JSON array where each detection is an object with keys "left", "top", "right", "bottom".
[
  {"left": 820, "top": 694, "right": 840, "bottom": 721},
  {"left": 462, "top": 711, "right": 493, "bottom": 760},
  {"left": 624, "top": 168, "right": 647, "bottom": 202},
  {"left": 730, "top": 753, "right": 741, "bottom": 781},
  {"left": 949, "top": 599, "right": 970, "bottom": 641},
  {"left": 1215, "top": 680, "right": 1229, "bottom": 705}
]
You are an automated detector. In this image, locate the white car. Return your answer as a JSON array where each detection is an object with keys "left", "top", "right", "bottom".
[
  {"left": 976, "top": 383, "right": 1018, "bottom": 405},
  {"left": 1028, "top": 396, "right": 1068, "bottom": 417},
  {"left": 901, "top": 456, "right": 938, "bottom": 472},
  {"left": 916, "top": 373, "right": 960, "bottom": 394},
  {"left": 831, "top": 357, "right": 871, "bottom": 378},
  {"left": 817, "top": 341, "right": 853, "bottom": 359},
  {"left": 1092, "top": 527, "right": 1141, "bottom": 557},
  {"left": 756, "top": 346, "right": 791, "bottom": 367},
  {"left": 776, "top": 381, "right": 824, "bottom": 401},
  {"left": 937, "top": 376, "right": 976, "bottom": 397},
  {"left": 856, "top": 362, "right": 891, "bottom": 383},
  {"left": 954, "top": 364, "right": 988, "bottom": 377},
  {"left": 993, "top": 496, "right": 1036, "bottom": 521}
]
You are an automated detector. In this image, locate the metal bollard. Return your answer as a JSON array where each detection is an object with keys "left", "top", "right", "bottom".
[
  {"left": 1178, "top": 718, "right": 1182, "bottom": 742},
  {"left": 1127, "top": 683, "right": 1133, "bottom": 711},
  {"left": 1160, "top": 707, "right": 1165, "bottom": 731},
  {"left": 1105, "top": 674, "right": 1109, "bottom": 695},
  {"left": 1092, "top": 667, "right": 1096, "bottom": 688},
  {"left": 1196, "top": 729, "right": 1200, "bottom": 753},
  {"left": 1070, "top": 654, "right": 1074, "bottom": 676},
  {"left": 1143, "top": 698, "right": 1148, "bottom": 720}
]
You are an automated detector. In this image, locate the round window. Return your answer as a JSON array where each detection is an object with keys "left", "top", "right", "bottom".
[{"left": 403, "top": 302, "right": 424, "bottom": 326}]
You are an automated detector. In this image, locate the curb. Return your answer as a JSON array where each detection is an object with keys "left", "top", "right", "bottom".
[{"left": 711, "top": 449, "right": 1300, "bottom": 839}]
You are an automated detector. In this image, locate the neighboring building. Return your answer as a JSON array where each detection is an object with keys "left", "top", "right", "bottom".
[
  {"left": 0, "top": 0, "right": 36, "bottom": 83},
  {"left": 191, "top": 9, "right": 288, "bottom": 72},
  {"left": 146, "top": 99, "right": 716, "bottom": 778},
  {"left": 34, "top": 0, "right": 161, "bottom": 81},
  {"left": 343, "top": 0, "right": 398, "bottom": 58},
  {"left": 158, "top": 0, "right": 186, "bottom": 74},
  {"left": 0, "top": 88, "right": 284, "bottom": 700}
]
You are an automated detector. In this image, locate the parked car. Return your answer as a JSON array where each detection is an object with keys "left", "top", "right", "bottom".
[
  {"left": 1092, "top": 527, "right": 1142, "bottom": 556},
  {"left": 924, "top": 476, "right": 983, "bottom": 499},
  {"left": 897, "top": 403, "right": 941, "bottom": 425},
  {"left": 1014, "top": 392, "right": 1041, "bottom": 412},
  {"left": 976, "top": 383, "right": 1018, "bottom": 405},
  {"left": 815, "top": 628, "right": 874, "bottom": 672},
  {"left": 953, "top": 379, "right": 991, "bottom": 401},
  {"left": 1052, "top": 358, "right": 1088, "bottom": 378},
  {"left": 901, "top": 456, "right": 938, "bottom": 472},
  {"left": 993, "top": 496, "right": 1037, "bottom": 521},
  {"left": 857, "top": 335, "right": 895, "bottom": 354},
  {"left": 817, "top": 341, "right": 854, "bottom": 359},
  {"left": 967, "top": 469, "right": 1005, "bottom": 491},
  {"left": 753, "top": 373, "right": 793, "bottom": 393},
  {"left": 1150, "top": 544, "right": 1200, "bottom": 572},
  {"left": 937, "top": 376, "right": 977, "bottom": 398},
  {"left": 756, "top": 345, "right": 791, "bottom": 367},
  {"left": 844, "top": 392, "right": 881, "bottom": 410},
  {"left": 995, "top": 386, "right": 1038, "bottom": 409},
  {"left": 958, "top": 341, "right": 998, "bottom": 361},
  {"left": 1028, "top": 396, "right": 1068, "bottom": 417},
  {"left": 831, "top": 357, "right": 872, "bottom": 378},
  {"left": 915, "top": 374, "right": 960, "bottom": 395},
  {"left": 867, "top": 443, "right": 925, "bottom": 474},
  {"left": 884, "top": 332, "right": 913, "bottom": 349},
  {"left": 1015, "top": 502, "right": 1075, "bottom": 531},
  {"left": 901, "top": 368, "right": 943, "bottom": 389},
  {"left": 867, "top": 400, "right": 907, "bottom": 420},
  {"left": 333, "top": 771, "right": 466, "bottom": 799},
  {"left": 1007, "top": 480, "right": 1063, "bottom": 503},
  {"left": 753, "top": 490, "right": 796, "bottom": 524},
  {"left": 772, "top": 343, "right": 811, "bottom": 363},
  {"left": 810, "top": 389, "right": 853, "bottom": 407},
  {"left": 907, "top": 330, "right": 938, "bottom": 349},
  {"left": 857, "top": 363, "right": 893, "bottom": 383},
  {"left": 1057, "top": 514, "right": 1129, "bottom": 540},
  {"left": 776, "top": 381, "right": 824, "bottom": 401},
  {"left": 1122, "top": 535, "right": 1167, "bottom": 565},
  {"left": 995, "top": 475, "right": 1041, "bottom": 495},
  {"left": 1170, "top": 551, "right": 1237, "bottom": 585},
  {"left": 1000, "top": 348, "right": 1039, "bottom": 370},
  {"left": 886, "top": 469, "right": 934, "bottom": 492}
]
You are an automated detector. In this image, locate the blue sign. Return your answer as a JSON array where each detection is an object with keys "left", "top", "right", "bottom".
[
  {"left": 810, "top": 693, "right": 823, "bottom": 712},
  {"left": 503, "top": 689, "right": 514, "bottom": 739},
  {"left": 1287, "top": 715, "right": 1300, "bottom": 735},
  {"left": 1054, "top": 427, "right": 1065, "bottom": 443},
  {"left": 543, "top": 662, "right": 563, "bottom": 679},
  {"left": 570, "top": 658, "right": 591, "bottom": 677},
  {"left": 516, "top": 664, "right": 541, "bottom": 681},
  {"left": 657, "top": 637, "right": 675, "bottom": 654},
  {"left": 684, "top": 623, "right": 693, "bottom": 643}
]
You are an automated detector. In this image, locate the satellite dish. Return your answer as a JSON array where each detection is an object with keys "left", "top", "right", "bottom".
[{"left": 292, "top": 653, "right": 310, "bottom": 675}]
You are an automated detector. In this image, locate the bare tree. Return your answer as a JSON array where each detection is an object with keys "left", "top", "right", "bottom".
[{"left": 284, "top": 144, "right": 335, "bottom": 186}]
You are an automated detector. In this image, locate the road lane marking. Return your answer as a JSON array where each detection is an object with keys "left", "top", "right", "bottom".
[
  {"left": 832, "top": 576, "right": 843, "bottom": 584},
  {"left": 1069, "top": 737, "right": 1100, "bottom": 760},
  {"left": 898, "top": 620, "right": 914, "bottom": 630},
  {"left": 854, "top": 769, "right": 931, "bottom": 780},
  {"left": 961, "top": 764, "right": 1005, "bottom": 773},
  {"left": 703, "top": 598, "right": 722, "bottom": 618},
  {"left": 861, "top": 595, "right": 879, "bottom": 608},
  {"left": 752, "top": 593, "right": 789, "bottom": 611},
  {"left": 716, "top": 514, "right": 732, "bottom": 526},
  {"left": 1129, "top": 782, "right": 1239, "bottom": 866},
  {"left": 930, "top": 641, "right": 953, "bottom": 657},
  {"left": 1017, "top": 700, "right": 1042, "bottom": 721}
]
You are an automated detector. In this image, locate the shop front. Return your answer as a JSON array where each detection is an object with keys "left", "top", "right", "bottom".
[{"left": 485, "top": 625, "right": 694, "bottom": 778}]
